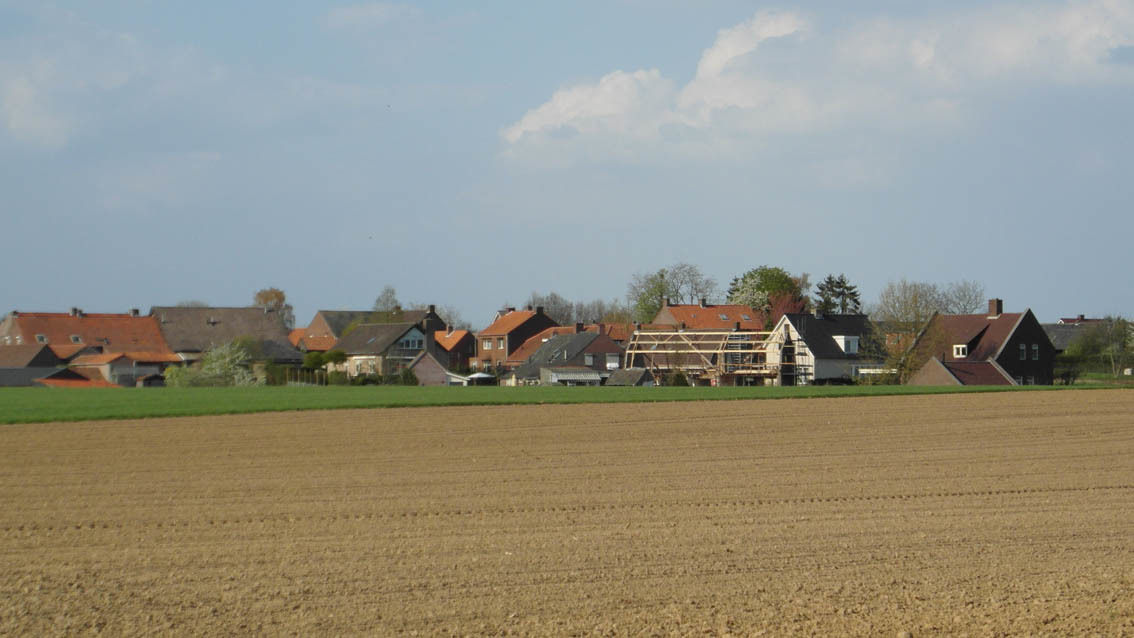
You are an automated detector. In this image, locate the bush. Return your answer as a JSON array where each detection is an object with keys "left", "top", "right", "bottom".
[
  {"left": 302, "top": 351, "right": 325, "bottom": 370},
  {"left": 665, "top": 372, "right": 689, "bottom": 387},
  {"left": 328, "top": 371, "right": 349, "bottom": 386},
  {"left": 398, "top": 368, "right": 419, "bottom": 386},
  {"left": 350, "top": 374, "right": 382, "bottom": 386},
  {"left": 262, "top": 363, "right": 289, "bottom": 386}
]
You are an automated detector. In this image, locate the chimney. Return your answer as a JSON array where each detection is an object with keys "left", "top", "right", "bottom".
[
  {"left": 735, "top": 321, "right": 741, "bottom": 331},
  {"left": 575, "top": 322, "right": 584, "bottom": 334},
  {"left": 535, "top": 306, "right": 544, "bottom": 315},
  {"left": 506, "top": 306, "right": 516, "bottom": 313},
  {"left": 525, "top": 305, "right": 533, "bottom": 312},
  {"left": 70, "top": 307, "right": 81, "bottom": 317},
  {"left": 1077, "top": 314, "right": 1085, "bottom": 322},
  {"left": 428, "top": 304, "right": 436, "bottom": 314},
  {"left": 664, "top": 297, "right": 671, "bottom": 307},
  {"left": 446, "top": 324, "right": 453, "bottom": 336},
  {"left": 988, "top": 298, "right": 1003, "bottom": 317},
  {"left": 11, "top": 310, "right": 18, "bottom": 317},
  {"left": 700, "top": 297, "right": 707, "bottom": 308},
  {"left": 129, "top": 308, "right": 139, "bottom": 317}
]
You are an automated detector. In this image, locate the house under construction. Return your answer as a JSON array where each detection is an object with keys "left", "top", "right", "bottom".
[{"left": 623, "top": 325, "right": 807, "bottom": 386}]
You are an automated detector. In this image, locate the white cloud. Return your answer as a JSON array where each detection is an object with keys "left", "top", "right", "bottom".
[
  {"left": 326, "top": 3, "right": 419, "bottom": 30},
  {"left": 503, "top": 1, "right": 1134, "bottom": 163},
  {"left": 503, "top": 69, "right": 676, "bottom": 144},
  {"left": 1, "top": 73, "right": 70, "bottom": 149}
]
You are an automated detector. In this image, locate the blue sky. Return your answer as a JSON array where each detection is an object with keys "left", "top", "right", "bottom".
[{"left": 2, "top": 1, "right": 1131, "bottom": 328}]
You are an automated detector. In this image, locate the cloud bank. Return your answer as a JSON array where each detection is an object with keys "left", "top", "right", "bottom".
[{"left": 503, "top": 2, "right": 1134, "bottom": 162}]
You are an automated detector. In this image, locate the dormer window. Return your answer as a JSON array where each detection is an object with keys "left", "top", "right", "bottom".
[
  {"left": 70, "top": 335, "right": 83, "bottom": 344},
  {"left": 35, "top": 334, "right": 48, "bottom": 344},
  {"left": 718, "top": 313, "right": 729, "bottom": 321},
  {"left": 953, "top": 344, "right": 968, "bottom": 358},
  {"left": 833, "top": 336, "right": 859, "bottom": 354},
  {"left": 741, "top": 314, "right": 751, "bottom": 321}
]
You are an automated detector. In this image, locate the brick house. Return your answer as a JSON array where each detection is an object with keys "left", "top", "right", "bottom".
[
  {"left": 906, "top": 299, "right": 1056, "bottom": 386},
  {"left": 295, "top": 306, "right": 447, "bottom": 353},
  {"left": 433, "top": 327, "right": 475, "bottom": 371},
  {"left": 331, "top": 322, "right": 428, "bottom": 377},
  {"left": 501, "top": 331, "right": 625, "bottom": 386},
  {"left": 652, "top": 299, "right": 764, "bottom": 330},
  {"left": 0, "top": 308, "right": 181, "bottom": 369},
  {"left": 474, "top": 306, "right": 558, "bottom": 372}
]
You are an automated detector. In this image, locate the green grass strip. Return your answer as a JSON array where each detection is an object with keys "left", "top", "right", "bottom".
[{"left": 1, "top": 383, "right": 1123, "bottom": 425}]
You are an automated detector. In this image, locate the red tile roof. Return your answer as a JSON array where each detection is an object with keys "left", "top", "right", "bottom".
[
  {"left": 656, "top": 304, "right": 765, "bottom": 330},
  {"left": 8, "top": 313, "right": 177, "bottom": 359},
  {"left": 36, "top": 377, "right": 119, "bottom": 388},
  {"left": 480, "top": 310, "right": 538, "bottom": 336},
  {"left": 288, "top": 328, "right": 306, "bottom": 347},
  {"left": 936, "top": 313, "right": 1024, "bottom": 361},
  {"left": 941, "top": 360, "right": 1015, "bottom": 385},
  {"left": 434, "top": 329, "right": 472, "bottom": 351},
  {"left": 300, "top": 335, "right": 339, "bottom": 352}
]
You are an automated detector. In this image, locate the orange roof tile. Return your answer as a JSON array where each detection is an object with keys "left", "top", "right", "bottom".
[
  {"left": 36, "top": 377, "right": 119, "bottom": 388},
  {"left": 434, "top": 329, "right": 472, "bottom": 351},
  {"left": 9, "top": 313, "right": 177, "bottom": 359},
  {"left": 288, "top": 328, "right": 306, "bottom": 347},
  {"left": 299, "top": 336, "right": 339, "bottom": 352},
  {"left": 656, "top": 304, "right": 765, "bottom": 330},
  {"left": 479, "top": 310, "right": 537, "bottom": 337}
]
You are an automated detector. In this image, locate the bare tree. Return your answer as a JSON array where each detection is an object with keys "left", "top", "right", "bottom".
[
  {"left": 667, "top": 262, "right": 718, "bottom": 304},
  {"left": 525, "top": 291, "right": 574, "bottom": 325},
  {"left": 373, "top": 286, "right": 401, "bottom": 312},
  {"left": 870, "top": 279, "right": 947, "bottom": 329},
  {"left": 942, "top": 279, "right": 986, "bottom": 314}
]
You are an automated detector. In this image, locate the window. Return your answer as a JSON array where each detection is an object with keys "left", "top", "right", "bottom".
[
  {"left": 35, "top": 334, "right": 48, "bottom": 344},
  {"left": 741, "top": 314, "right": 751, "bottom": 321},
  {"left": 606, "top": 353, "right": 620, "bottom": 370},
  {"left": 1032, "top": 344, "right": 1039, "bottom": 361},
  {"left": 718, "top": 313, "right": 729, "bottom": 321},
  {"left": 584, "top": 354, "right": 594, "bottom": 366},
  {"left": 482, "top": 339, "right": 492, "bottom": 350},
  {"left": 1025, "top": 376, "right": 1034, "bottom": 385},
  {"left": 953, "top": 344, "right": 968, "bottom": 358},
  {"left": 1019, "top": 343, "right": 1027, "bottom": 360},
  {"left": 497, "top": 337, "right": 505, "bottom": 350},
  {"left": 70, "top": 335, "right": 83, "bottom": 344}
]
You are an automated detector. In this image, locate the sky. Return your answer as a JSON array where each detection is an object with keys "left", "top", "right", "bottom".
[{"left": 2, "top": 0, "right": 1132, "bottom": 329}]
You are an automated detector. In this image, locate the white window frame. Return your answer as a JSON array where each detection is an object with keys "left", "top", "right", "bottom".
[
  {"left": 482, "top": 339, "right": 492, "bottom": 350},
  {"left": 584, "top": 354, "right": 594, "bottom": 366},
  {"left": 953, "top": 344, "right": 968, "bottom": 358},
  {"left": 1019, "top": 343, "right": 1027, "bottom": 360}
]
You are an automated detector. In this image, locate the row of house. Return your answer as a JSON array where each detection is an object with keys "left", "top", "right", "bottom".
[{"left": 0, "top": 296, "right": 1076, "bottom": 388}]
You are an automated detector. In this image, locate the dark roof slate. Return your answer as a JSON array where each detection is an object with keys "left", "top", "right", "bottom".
[
  {"left": 605, "top": 367, "right": 651, "bottom": 386},
  {"left": 334, "top": 323, "right": 416, "bottom": 356},
  {"left": 511, "top": 332, "right": 600, "bottom": 380},
  {"left": 784, "top": 314, "right": 874, "bottom": 359}
]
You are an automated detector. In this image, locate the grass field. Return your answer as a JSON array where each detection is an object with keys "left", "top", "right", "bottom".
[
  {"left": 1, "top": 390, "right": 1131, "bottom": 634},
  {"left": 0, "top": 383, "right": 1085, "bottom": 424}
]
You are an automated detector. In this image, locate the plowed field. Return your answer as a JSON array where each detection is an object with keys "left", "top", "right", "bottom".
[{"left": 2, "top": 390, "right": 1132, "bottom": 635}]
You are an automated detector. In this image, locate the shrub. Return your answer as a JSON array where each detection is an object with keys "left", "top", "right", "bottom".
[
  {"left": 398, "top": 368, "right": 419, "bottom": 386},
  {"left": 665, "top": 372, "right": 689, "bottom": 387},
  {"left": 328, "top": 371, "right": 349, "bottom": 385}
]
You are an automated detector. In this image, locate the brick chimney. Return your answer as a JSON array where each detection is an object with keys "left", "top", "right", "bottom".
[
  {"left": 70, "top": 307, "right": 82, "bottom": 317},
  {"left": 575, "top": 322, "right": 584, "bottom": 333},
  {"left": 988, "top": 298, "right": 1003, "bottom": 317},
  {"left": 428, "top": 304, "right": 436, "bottom": 314},
  {"left": 535, "top": 306, "right": 544, "bottom": 315},
  {"left": 129, "top": 308, "right": 140, "bottom": 317},
  {"left": 700, "top": 297, "right": 707, "bottom": 308}
]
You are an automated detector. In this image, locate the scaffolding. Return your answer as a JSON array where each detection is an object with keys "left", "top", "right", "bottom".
[{"left": 624, "top": 328, "right": 804, "bottom": 385}]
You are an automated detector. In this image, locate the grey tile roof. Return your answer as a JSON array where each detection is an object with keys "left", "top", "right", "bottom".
[
  {"left": 149, "top": 306, "right": 301, "bottom": 362},
  {"left": 0, "top": 344, "right": 60, "bottom": 367},
  {"left": 511, "top": 332, "right": 599, "bottom": 379},
  {"left": 1042, "top": 323, "right": 1086, "bottom": 352},
  {"left": 0, "top": 367, "right": 79, "bottom": 387},
  {"left": 605, "top": 368, "right": 651, "bottom": 386}
]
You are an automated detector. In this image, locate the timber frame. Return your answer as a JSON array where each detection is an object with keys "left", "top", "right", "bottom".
[{"left": 623, "top": 328, "right": 805, "bottom": 385}]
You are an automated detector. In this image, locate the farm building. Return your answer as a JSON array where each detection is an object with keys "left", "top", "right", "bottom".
[{"left": 151, "top": 306, "right": 302, "bottom": 365}]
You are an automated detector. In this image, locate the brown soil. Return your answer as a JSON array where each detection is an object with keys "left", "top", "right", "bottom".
[{"left": 2, "top": 390, "right": 1132, "bottom": 635}]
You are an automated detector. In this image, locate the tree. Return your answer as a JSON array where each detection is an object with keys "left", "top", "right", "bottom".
[
  {"left": 525, "top": 291, "right": 574, "bottom": 325},
  {"left": 1068, "top": 316, "right": 1133, "bottom": 377},
  {"left": 253, "top": 287, "right": 295, "bottom": 330},
  {"left": 627, "top": 269, "right": 680, "bottom": 323},
  {"left": 373, "top": 286, "right": 401, "bottom": 312},
  {"left": 942, "top": 279, "right": 986, "bottom": 314},
  {"left": 727, "top": 266, "right": 809, "bottom": 328},
  {"left": 164, "top": 341, "right": 260, "bottom": 387},
  {"left": 815, "top": 274, "right": 862, "bottom": 314},
  {"left": 626, "top": 263, "right": 717, "bottom": 324},
  {"left": 302, "top": 351, "right": 325, "bottom": 370},
  {"left": 871, "top": 279, "right": 946, "bottom": 329},
  {"left": 323, "top": 349, "right": 347, "bottom": 366}
]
